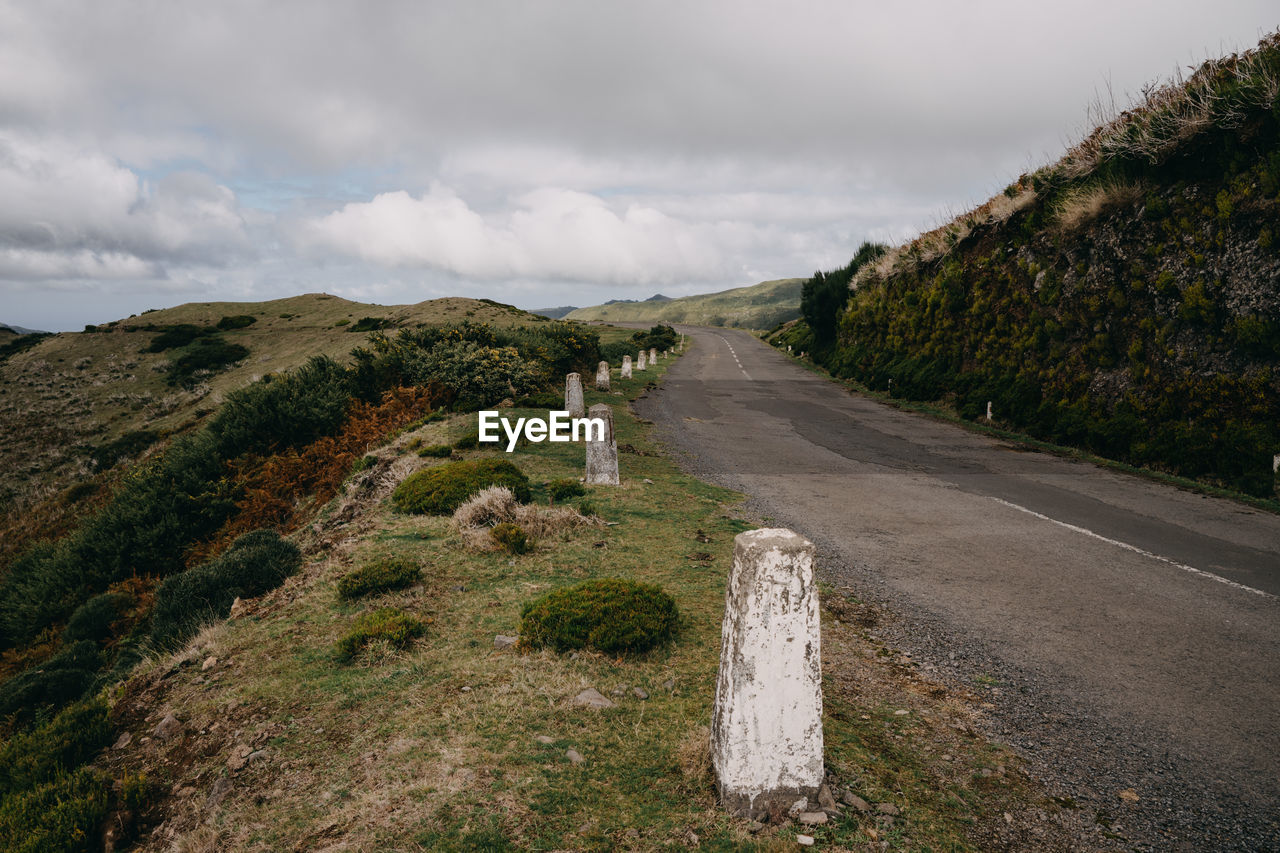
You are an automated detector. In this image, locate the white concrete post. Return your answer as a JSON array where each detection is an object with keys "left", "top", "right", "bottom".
[
  {"left": 1273, "top": 453, "right": 1279, "bottom": 474},
  {"left": 649, "top": 347, "right": 657, "bottom": 364},
  {"left": 637, "top": 351, "right": 647, "bottom": 370},
  {"left": 564, "top": 373, "right": 585, "bottom": 418},
  {"left": 711, "top": 528, "right": 823, "bottom": 819},
  {"left": 985, "top": 401, "right": 993, "bottom": 422},
  {"left": 595, "top": 360, "right": 611, "bottom": 392},
  {"left": 621, "top": 355, "right": 632, "bottom": 379},
  {"left": 584, "top": 403, "right": 619, "bottom": 485},
  {"left": 787, "top": 345, "right": 792, "bottom": 353}
]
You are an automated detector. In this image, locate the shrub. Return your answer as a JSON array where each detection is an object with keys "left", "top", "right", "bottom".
[
  {"left": 391, "top": 459, "right": 530, "bottom": 515},
  {"left": 513, "top": 392, "right": 563, "bottom": 409},
  {"left": 546, "top": 479, "right": 585, "bottom": 503},
  {"left": 452, "top": 486, "right": 596, "bottom": 550},
  {"left": 491, "top": 522, "right": 529, "bottom": 555},
  {"left": 217, "top": 314, "right": 257, "bottom": 330},
  {"left": 0, "top": 699, "right": 111, "bottom": 798},
  {"left": 334, "top": 607, "right": 425, "bottom": 662},
  {"left": 348, "top": 316, "right": 390, "bottom": 333},
  {"left": 146, "top": 323, "right": 211, "bottom": 352},
  {"left": 167, "top": 337, "right": 249, "bottom": 386},
  {"left": 337, "top": 559, "right": 421, "bottom": 600},
  {"left": 577, "top": 500, "right": 599, "bottom": 519},
  {"left": 518, "top": 578, "right": 679, "bottom": 654},
  {"left": 417, "top": 443, "right": 453, "bottom": 458},
  {"left": 89, "top": 429, "right": 159, "bottom": 471},
  {"left": 150, "top": 530, "right": 301, "bottom": 647},
  {"left": 62, "top": 591, "right": 134, "bottom": 645},
  {"left": 0, "top": 641, "right": 101, "bottom": 723},
  {"left": 0, "top": 766, "right": 110, "bottom": 853}
]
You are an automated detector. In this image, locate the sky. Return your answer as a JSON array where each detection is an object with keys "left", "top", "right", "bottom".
[{"left": 1, "top": 2, "right": 1276, "bottom": 331}]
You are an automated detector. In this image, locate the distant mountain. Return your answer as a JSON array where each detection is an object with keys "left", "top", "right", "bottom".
[
  {"left": 529, "top": 306, "right": 578, "bottom": 319},
  {"left": 0, "top": 323, "right": 49, "bottom": 335},
  {"left": 567, "top": 279, "right": 803, "bottom": 329}
]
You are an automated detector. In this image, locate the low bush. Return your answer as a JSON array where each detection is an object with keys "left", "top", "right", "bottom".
[
  {"left": 491, "top": 523, "right": 529, "bottom": 555},
  {"left": 513, "top": 392, "right": 563, "bottom": 409},
  {"left": 0, "top": 766, "right": 110, "bottom": 853},
  {"left": 62, "top": 591, "right": 134, "bottom": 645},
  {"left": 417, "top": 443, "right": 453, "bottom": 458},
  {"left": 392, "top": 459, "right": 531, "bottom": 515},
  {"left": 452, "top": 486, "right": 597, "bottom": 551},
  {"left": 150, "top": 530, "right": 301, "bottom": 647},
  {"left": 0, "top": 641, "right": 101, "bottom": 723},
  {"left": 337, "top": 559, "right": 422, "bottom": 600},
  {"left": 167, "top": 337, "right": 249, "bottom": 386},
  {"left": 89, "top": 429, "right": 160, "bottom": 471},
  {"left": 0, "top": 699, "right": 111, "bottom": 798},
  {"left": 146, "top": 323, "right": 211, "bottom": 352},
  {"left": 546, "top": 479, "right": 585, "bottom": 503},
  {"left": 518, "top": 578, "right": 679, "bottom": 655},
  {"left": 334, "top": 607, "right": 425, "bottom": 662},
  {"left": 348, "top": 316, "right": 390, "bottom": 333},
  {"left": 217, "top": 314, "right": 257, "bottom": 330},
  {"left": 452, "top": 430, "right": 479, "bottom": 449}
]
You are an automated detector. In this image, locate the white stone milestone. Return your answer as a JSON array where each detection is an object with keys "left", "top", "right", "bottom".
[
  {"left": 621, "top": 355, "right": 632, "bottom": 379},
  {"left": 649, "top": 347, "right": 657, "bottom": 364},
  {"left": 584, "top": 403, "right": 619, "bottom": 485},
  {"left": 711, "top": 528, "right": 823, "bottom": 819},
  {"left": 637, "top": 351, "right": 647, "bottom": 370},
  {"left": 564, "top": 373, "right": 585, "bottom": 418},
  {"left": 595, "top": 360, "right": 611, "bottom": 392}
]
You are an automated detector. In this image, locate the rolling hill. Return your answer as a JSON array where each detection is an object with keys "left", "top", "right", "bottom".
[{"left": 567, "top": 278, "right": 803, "bottom": 329}]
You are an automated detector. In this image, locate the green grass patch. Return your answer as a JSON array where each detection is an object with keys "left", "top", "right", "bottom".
[
  {"left": 334, "top": 607, "right": 426, "bottom": 662},
  {"left": 336, "top": 559, "right": 422, "bottom": 600},
  {"left": 391, "top": 458, "right": 531, "bottom": 515},
  {"left": 518, "top": 578, "right": 679, "bottom": 655}
]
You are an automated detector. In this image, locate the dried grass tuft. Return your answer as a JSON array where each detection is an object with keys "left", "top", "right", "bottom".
[
  {"left": 451, "top": 486, "right": 599, "bottom": 550},
  {"left": 1053, "top": 180, "right": 1144, "bottom": 231}
]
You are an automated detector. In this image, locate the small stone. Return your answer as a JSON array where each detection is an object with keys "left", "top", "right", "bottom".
[
  {"left": 566, "top": 749, "right": 584, "bottom": 765},
  {"left": 632, "top": 687, "right": 649, "bottom": 700},
  {"left": 625, "top": 828, "right": 640, "bottom": 839},
  {"left": 1118, "top": 788, "right": 1140, "bottom": 803},
  {"left": 796, "top": 835, "right": 815, "bottom": 847},
  {"left": 787, "top": 798, "right": 808, "bottom": 817},
  {"left": 817, "top": 784, "right": 837, "bottom": 810},
  {"left": 893, "top": 709, "right": 909, "bottom": 716},
  {"left": 113, "top": 732, "right": 132, "bottom": 750},
  {"left": 662, "top": 678, "right": 675, "bottom": 691},
  {"left": 226, "top": 743, "right": 254, "bottom": 772},
  {"left": 842, "top": 791, "right": 871, "bottom": 812},
  {"left": 451, "top": 584, "right": 466, "bottom": 592},
  {"left": 229, "top": 597, "right": 246, "bottom": 618},
  {"left": 460, "top": 686, "right": 472, "bottom": 693},
  {"left": 572, "top": 688, "right": 616, "bottom": 709},
  {"left": 535, "top": 735, "right": 554, "bottom": 745},
  {"left": 797, "top": 811, "right": 828, "bottom": 826},
  {"left": 202, "top": 656, "right": 217, "bottom": 671},
  {"left": 876, "top": 802, "right": 899, "bottom": 816},
  {"left": 204, "top": 776, "right": 232, "bottom": 812},
  {"left": 154, "top": 713, "right": 182, "bottom": 740},
  {"left": 610, "top": 685, "right": 628, "bottom": 697},
  {"left": 746, "top": 821, "right": 764, "bottom": 834},
  {"left": 643, "top": 478, "right": 654, "bottom": 484},
  {"left": 1003, "top": 812, "right": 1013, "bottom": 825},
  {"left": 493, "top": 635, "right": 517, "bottom": 649}
]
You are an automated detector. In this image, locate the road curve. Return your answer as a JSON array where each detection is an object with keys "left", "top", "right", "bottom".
[{"left": 633, "top": 325, "right": 1280, "bottom": 850}]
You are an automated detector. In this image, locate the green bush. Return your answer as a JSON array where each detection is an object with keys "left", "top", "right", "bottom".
[
  {"left": 150, "top": 530, "right": 301, "bottom": 647},
  {"left": 216, "top": 314, "right": 257, "bottom": 330},
  {"left": 146, "top": 323, "right": 211, "bottom": 352},
  {"left": 417, "top": 443, "right": 453, "bottom": 458},
  {"left": 348, "top": 316, "right": 390, "bottom": 333},
  {"left": 0, "top": 641, "right": 101, "bottom": 723},
  {"left": 546, "top": 479, "right": 585, "bottom": 503},
  {"left": 337, "top": 559, "right": 421, "bottom": 600},
  {"left": 0, "top": 699, "right": 111, "bottom": 798},
  {"left": 62, "top": 591, "right": 134, "bottom": 645},
  {"left": 0, "top": 767, "right": 110, "bottom": 853},
  {"left": 518, "top": 578, "right": 679, "bottom": 655},
  {"left": 491, "top": 522, "right": 529, "bottom": 555},
  {"left": 167, "top": 336, "right": 250, "bottom": 386},
  {"left": 391, "top": 459, "right": 530, "bottom": 515},
  {"left": 89, "top": 428, "right": 160, "bottom": 471},
  {"left": 334, "top": 607, "right": 425, "bottom": 662},
  {"left": 513, "top": 392, "right": 563, "bottom": 409}
]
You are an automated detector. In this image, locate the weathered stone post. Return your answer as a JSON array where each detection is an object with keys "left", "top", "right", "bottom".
[
  {"left": 584, "top": 403, "right": 619, "bottom": 485},
  {"left": 564, "top": 373, "right": 585, "bottom": 418},
  {"left": 637, "top": 351, "right": 647, "bottom": 370},
  {"left": 649, "top": 347, "right": 657, "bottom": 364},
  {"left": 595, "top": 360, "right": 611, "bottom": 392},
  {"left": 985, "top": 401, "right": 993, "bottom": 422},
  {"left": 621, "top": 355, "right": 632, "bottom": 379},
  {"left": 711, "top": 528, "right": 823, "bottom": 818}
]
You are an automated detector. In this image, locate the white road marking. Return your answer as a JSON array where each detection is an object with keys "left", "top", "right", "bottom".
[
  {"left": 714, "top": 334, "right": 751, "bottom": 380},
  {"left": 990, "top": 496, "right": 1274, "bottom": 600}
]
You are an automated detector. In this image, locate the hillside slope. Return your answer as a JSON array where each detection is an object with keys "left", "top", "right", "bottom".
[
  {"left": 567, "top": 278, "right": 803, "bottom": 329},
  {"left": 775, "top": 34, "right": 1280, "bottom": 498}
]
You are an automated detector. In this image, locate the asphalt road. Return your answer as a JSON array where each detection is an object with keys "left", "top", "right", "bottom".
[{"left": 633, "top": 325, "right": 1280, "bottom": 850}]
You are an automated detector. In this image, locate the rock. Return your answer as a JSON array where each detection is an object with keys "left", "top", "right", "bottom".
[
  {"left": 572, "top": 688, "right": 616, "bottom": 709},
  {"left": 204, "top": 776, "right": 232, "bottom": 812},
  {"left": 662, "top": 678, "right": 675, "bottom": 691},
  {"left": 566, "top": 748, "right": 585, "bottom": 765},
  {"left": 625, "top": 828, "right": 640, "bottom": 839},
  {"left": 201, "top": 656, "right": 217, "bottom": 671},
  {"left": 787, "top": 798, "right": 808, "bottom": 817},
  {"left": 893, "top": 709, "right": 909, "bottom": 716},
  {"left": 642, "top": 478, "right": 654, "bottom": 484},
  {"left": 113, "top": 732, "right": 132, "bottom": 750},
  {"left": 154, "top": 713, "right": 182, "bottom": 741},
  {"left": 796, "top": 835, "right": 815, "bottom": 847},
  {"left": 535, "top": 735, "right": 555, "bottom": 745},
  {"left": 229, "top": 597, "right": 246, "bottom": 618},
  {"left": 1118, "top": 788, "right": 1140, "bottom": 803},
  {"left": 876, "top": 802, "right": 900, "bottom": 816},
  {"left": 493, "top": 635, "right": 517, "bottom": 649},
  {"left": 746, "top": 821, "right": 764, "bottom": 834},
  {"left": 817, "top": 784, "right": 838, "bottom": 811},
  {"left": 797, "top": 811, "right": 828, "bottom": 826},
  {"left": 610, "top": 685, "right": 628, "bottom": 697},
  {"left": 246, "top": 749, "right": 268, "bottom": 766},
  {"left": 632, "top": 687, "right": 649, "bottom": 700},
  {"left": 227, "top": 743, "right": 254, "bottom": 772},
  {"left": 842, "top": 792, "right": 871, "bottom": 812},
  {"left": 460, "top": 686, "right": 472, "bottom": 693}
]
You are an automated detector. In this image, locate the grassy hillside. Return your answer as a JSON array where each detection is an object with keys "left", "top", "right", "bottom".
[
  {"left": 0, "top": 294, "right": 547, "bottom": 526},
  {"left": 567, "top": 278, "right": 803, "bottom": 329},
  {"left": 774, "top": 33, "right": 1280, "bottom": 499}
]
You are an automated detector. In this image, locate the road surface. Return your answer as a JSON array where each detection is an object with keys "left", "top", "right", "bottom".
[{"left": 633, "top": 325, "right": 1280, "bottom": 850}]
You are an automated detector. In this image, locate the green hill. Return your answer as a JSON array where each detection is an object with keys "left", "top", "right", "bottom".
[
  {"left": 773, "top": 33, "right": 1280, "bottom": 498},
  {"left": 567, "top": 278, "right": 803, "bottom": 329}
]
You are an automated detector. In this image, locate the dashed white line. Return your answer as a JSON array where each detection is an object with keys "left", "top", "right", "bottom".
[
  {"left": 989, "top": 496, "right": 1274, "bottom": 600},
  {"left": 714, "top": 334, "right": 751, "bottom": 380}
]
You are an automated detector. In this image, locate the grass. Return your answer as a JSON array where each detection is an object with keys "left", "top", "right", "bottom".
[
  {"left": 96, "top": 340, "right": 1068, "bottom": 850},
  {"left": 567, "top": 278, "right": 803, "bottom": 330}
]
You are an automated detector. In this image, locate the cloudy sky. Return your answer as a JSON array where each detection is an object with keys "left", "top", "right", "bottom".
[{"left": 2, "top": 2, "right": 1275, "bottom": 330}]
